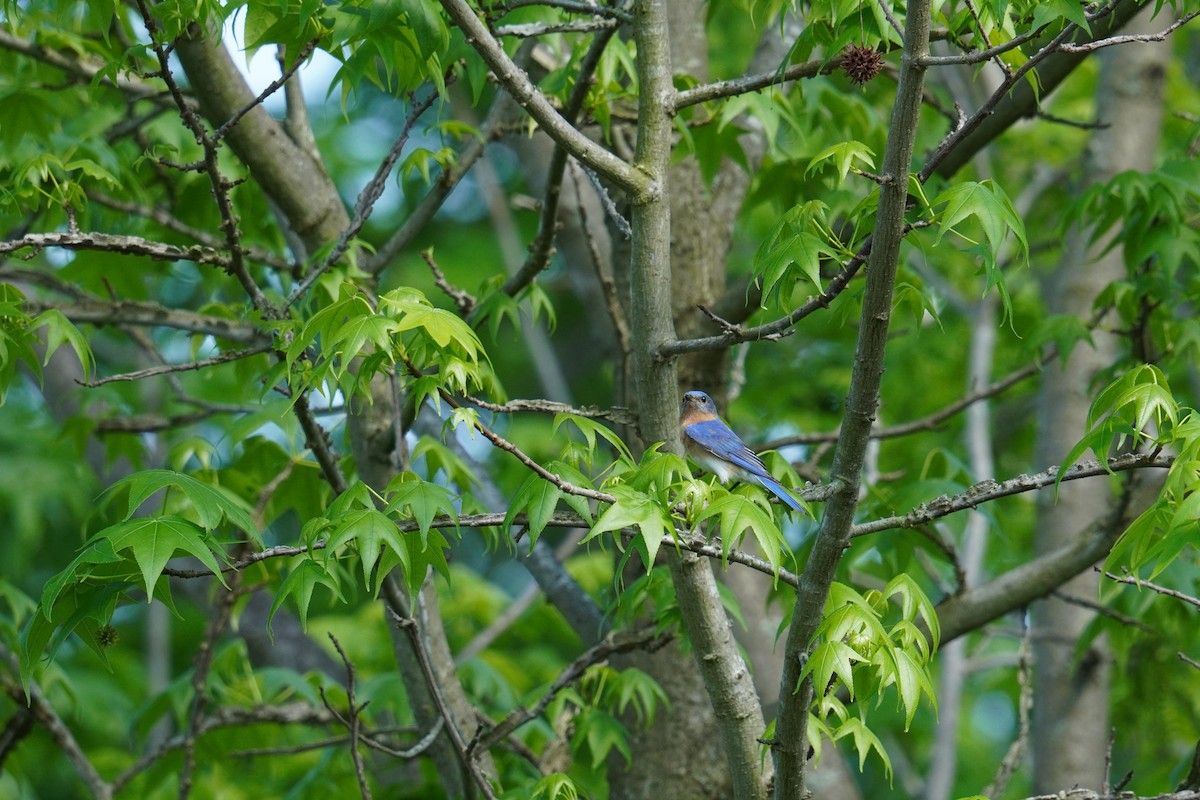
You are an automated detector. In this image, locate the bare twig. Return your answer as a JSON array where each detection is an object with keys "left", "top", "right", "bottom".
[
  {"left": 674, "top": 55, "right": 841, "bottom": 110},
  {"left": 463, "top": 393, "right": 636, "bottom": 424},
  {"left": 1099, "top": 569, "right": 1200, "bottom": 611},
  {"left": 213, "top": 37, "right": 320, "bottom": 143},
  {"left": 759, "top": 353, "right": 1050, "bottom": 449},
  {"left": 24, "top": 299, "right": 267, "bottom": 344},
  {"left": 499, "top": 25, "right": 621, "bottom": 299},
  {"left": 177, "top": 573, "right": 243, "bottom": 800},
  {"left": 323, "top": 634, "right": 373, "bottom": 800},
  {"left": 469, "top": 626, "right": 672, "bottom": 753},
  {"left": 1051, "top": 590, "right": 1154, "bottom": 632},
  {"left": 983, "top": 614, "right": 1032, "bottom": 798},
  {"left": 1056, "top": 10, "right": 1200, "bottom": 52},
  {"left": 851, "top": 453, "right": 1174, "bottom": 537},
  {"left": 112, "top": 704, "right": 337, "bottom": 791},
  {"left": 288, "top": 82, "right": 447, "bottom": 305},
  {"left": 438, "top": 0, "right": 648, "bottom": 198},
  {"left": 81, "top": 344, "right": 273, "bottom": 386},
  {"left": 422, "top": 249, "right": 477, "bottom": 315},
  {"left": 0, "top": 646, "right": 113, "bottom": 800},
  {"left": 85, "top": 191, "right": 298, "bottom": 272},
  {"left": 570, "top": 161, "right": 632, "bottom": 355},
  {"left": 658, "top": 222, "right": 932, "bottom": 358},
  {"left": 495, "top": 18, "right": 621, "bottom": 37},
  {"left": 386, "top": 582, "right": 499, "bottom": 800}
]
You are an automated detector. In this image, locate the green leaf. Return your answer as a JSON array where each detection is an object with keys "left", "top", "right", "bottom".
[
  {"left": 696, "top": 493, "right": 785, "bottom": 579},
  {"left": 528, "top": 773, "right": 580, "bottom": 800},
  {"left": 325, "top": 508, "right": 404, "bottom": 589},
  {"left": 806, "top": 140, "right": 876, "bottom": 180},
  {"left": 887, "top": 648, "right": 937, "bottom": 730},
  {"left": 97, "top": 516, "right": 229, "bottom": 596},
  {"left": 573, "top": 708, "right": 631, "bottom": 769},
  {"left": 31, "top": 308, "right": 95, "bottom": 380},
  {"left": 269, "top": 558, "right": 343, "bottom": 633},
  {"left": 585, "top": 485, "right": 674, "bottom": 569},
  {"left": 505, "top": 474, "right": 563, "bottom": 546},
  {"left": 103, "top": 469, "right": 260, "bottom": 543},
  {"left": 384, "top": 473, "right": 458, "bottom": 543},
  {"left": 832, "top": 716, "right": 892, "bottom": 780},
  {"left": 801, "top": 640, "right": 867, "bottom": 699},
  {"left": 553, "top": 414, "right": 633, "bottom": 461}
]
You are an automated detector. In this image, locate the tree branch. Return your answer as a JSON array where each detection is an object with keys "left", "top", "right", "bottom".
[
  {"left": 773, "top": 3, "right": 932, "bottom": 794},
  {"left": 1099, "top": 568, "right": 1200, "bottom": 611},
  {"left": 0, "top": 230, "right": 233, "bottom": 268},
  {"left": 0, "top": 646, "right": 113, "bottom": 800},
  {"left": 24, "top": 299, "right": 268, "bottom": 344},
  {"left": 851, "top": 453, "right": 1173, "bottom": 538},
  {"left": 759, "top": 352, "right": 1049, "bottom": 449},
  {"left": 468, "top": 626, "right": 672, "bottom": 753},
  {"left": 437, "top": 0, "right": 650, "bottom": 199}
]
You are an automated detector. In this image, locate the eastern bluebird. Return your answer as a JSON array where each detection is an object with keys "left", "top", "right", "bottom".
[{"left": 679, "top": 390, "right": 805, "bottom": 514}]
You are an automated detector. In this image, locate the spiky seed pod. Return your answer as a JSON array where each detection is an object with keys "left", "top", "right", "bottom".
[{"left": 842, "top": 44, "right": 885, "bottom": 85}]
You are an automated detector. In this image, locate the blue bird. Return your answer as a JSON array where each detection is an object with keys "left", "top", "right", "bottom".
[{"left": 679, "top": 390, "right": 805, "bottom": 514}]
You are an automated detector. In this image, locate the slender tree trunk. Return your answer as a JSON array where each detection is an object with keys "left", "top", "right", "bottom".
[{"left": 1030, "top": 8, "right": 1169, "bottom": 793}]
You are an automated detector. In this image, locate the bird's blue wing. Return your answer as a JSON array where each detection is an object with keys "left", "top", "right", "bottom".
[
  {"left": 683, "top": 419, "right": 770, "bottom": 478},
  {"left": 684, "top": 420, "right": 806, "bottom": 515}
]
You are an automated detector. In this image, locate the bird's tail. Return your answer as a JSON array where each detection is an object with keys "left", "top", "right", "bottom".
[{"left": 756, "top": 475, "right": 807, "bottom": 515}]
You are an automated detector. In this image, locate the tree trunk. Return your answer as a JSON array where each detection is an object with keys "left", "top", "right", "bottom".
[{"left": 1030, "top": 8, "right": 1169, "bottom": 793}]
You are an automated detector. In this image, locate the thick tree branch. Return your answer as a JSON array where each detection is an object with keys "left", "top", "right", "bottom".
[{"left": 773, "top": 3, "right": 931, "bottom": 795}]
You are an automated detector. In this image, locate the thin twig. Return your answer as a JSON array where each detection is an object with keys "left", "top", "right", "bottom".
[
  {"left": 658, "top": 222, "right": 932, "bottom": 358},
  {"left": 1099, "top": 569, "right": 1200, "bottom": 611},
  {"left": 983, "top": 613, "right": 1031, "bottom": 798},
  {"left": 289, "top": 82, "right": 448, "bottom": 306},
  {"left": 324, "top": 634, "right": 373, "bottom": 800},
  {"left": 85, "top": 191, "right": 298, "bottom": 271},
  {"left": 213, "top": 37, "right": 320, "bottom": 143},
  {"left": 499, "top": 25, "right": 621, "bottom": 298},
  {"left": 851, "top": 454, "right": 1175, "bottom": 537},
  {"left": 422, "top": 249, "right": 477, "bottom": 315},
  {"left": 177, "top": 572, "right": 243, "bottom": 800},
  {"left": 80, "top": 344, "right": 273, "bottom": 386},
  {"left": 1051, "top": 590, "right": 1154, "bottom": 632},
  {"left": 463, "top": 393, "right": 637, "bottom": 424},
  {"left": 495, "top": 18, "right": 621, "bottom": 37},
  {"left": 386, "top": 581, "right": 499, "bottom": 800},
  {"left": 1057, "top": 10, "right": 1200, "bottom": 52},
  {"left": 468, "top": 626, "right": 672, "bottom": 753},
  {"left": 113, "top": 704, "right": 336, "bottom": 791},
  {"left": 0, "top": 646, "right": 113, "bottom": 800},
  {"left": 759, "top": 352, "right": 1050, "bottom": 449},
  {"left": 134, "top": 0, "right": 275, "bottom": 316},
  {"left": 570, "top": 160, "right": 632, "bottom": 356},
  {"left": 24, "top": 298, "right": 268, "bottom": 344}
]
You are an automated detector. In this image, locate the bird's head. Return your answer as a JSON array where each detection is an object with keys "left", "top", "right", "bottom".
[{"left": 680, "top": 390, "right": 717, "bottom": 415}]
